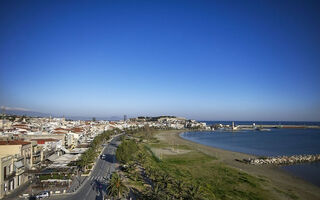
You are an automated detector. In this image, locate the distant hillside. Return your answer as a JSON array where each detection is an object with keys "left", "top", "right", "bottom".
[
  {"left": 66, "top": 116, "right": 122, "bottom": 121},
  {"left": 4, "top": 109, "right": 51, "bottom": 117},
  {"left": 3, "top": 108, "right": 122, "bottom": 121}
]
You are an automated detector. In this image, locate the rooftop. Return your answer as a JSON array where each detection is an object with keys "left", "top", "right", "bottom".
[{"left": 0, "top": 140, "right": 31, "bottom": 146}]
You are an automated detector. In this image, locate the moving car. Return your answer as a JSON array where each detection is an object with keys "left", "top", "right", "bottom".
[{"left": 35, "top": 191, "right": 50, "bottom": 199}]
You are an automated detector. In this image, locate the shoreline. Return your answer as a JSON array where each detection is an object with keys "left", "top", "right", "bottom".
[{"left": 155, "top": 130, "right": 320, "bottom": 200}]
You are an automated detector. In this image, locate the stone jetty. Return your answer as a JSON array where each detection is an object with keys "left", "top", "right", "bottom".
[{"left": 243, "top": 154, "right": 320, "bottom": 165}]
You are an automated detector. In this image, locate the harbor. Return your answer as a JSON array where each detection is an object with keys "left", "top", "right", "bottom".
[{"left": 208, "top": 121, "right": 320, "bottom": 131}]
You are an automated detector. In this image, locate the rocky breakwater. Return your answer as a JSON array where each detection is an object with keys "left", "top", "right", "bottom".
[{"left": 243, "top": 154, "right": 320, "bottom": 165}]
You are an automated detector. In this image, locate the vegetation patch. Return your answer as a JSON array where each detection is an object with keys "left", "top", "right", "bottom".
[
  {"left": 116, "top": 128, "right": 275, "bottom": 200},
  {"left": 39, "top": 174, "right": 71, "bottom": 180},
  {"left": 76, "top": 129, "right": 119, "bottom": 170}
]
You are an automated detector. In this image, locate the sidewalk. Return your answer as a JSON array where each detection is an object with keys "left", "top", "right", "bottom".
[
  {"left": 66, "top": 176, "right": 87, "bottom": 193},
  {"left": 2, "top": 178, "right": 35, "bottom": 200}
]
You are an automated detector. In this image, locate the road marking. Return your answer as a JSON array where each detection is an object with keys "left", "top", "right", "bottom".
[{"left": 90, "top": 176, "right": 107, "bottom": 181}]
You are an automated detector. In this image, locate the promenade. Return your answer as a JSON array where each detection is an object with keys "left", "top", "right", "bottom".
[{"left": 47, "top": 135, "right": 121, "bottom": 200}]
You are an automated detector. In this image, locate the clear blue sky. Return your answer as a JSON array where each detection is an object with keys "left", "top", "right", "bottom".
[{"left": 1, "top": 0, "right": 320, "bottom": 121}]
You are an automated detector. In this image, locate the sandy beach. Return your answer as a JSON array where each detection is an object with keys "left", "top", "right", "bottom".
[{"left": 155, "top": 130, "right": 320, "bottom": 200}]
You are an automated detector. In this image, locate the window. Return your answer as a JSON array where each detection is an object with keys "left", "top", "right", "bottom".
[
  {"left": 9, "top": 180, "right": 14, "bottom": 190},
  {"left": 4, "top": 166, "right": 7, "bottom": 178}
]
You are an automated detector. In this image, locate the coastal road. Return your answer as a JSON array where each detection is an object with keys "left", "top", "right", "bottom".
[{"left": 48, "top": 135, "right": 122, "bottom": 200}]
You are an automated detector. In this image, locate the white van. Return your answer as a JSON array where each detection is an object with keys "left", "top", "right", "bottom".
[{"left": 35, "top": 191, "right": 50, "bottom": 199}]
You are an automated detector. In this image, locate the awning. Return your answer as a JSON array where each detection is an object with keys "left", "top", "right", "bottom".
[
  {"left": 47, "top": 154, "right": 59, "bottom": 162},
  {"left": 14, "top": 160, "right": 24, "bottom": 169}
]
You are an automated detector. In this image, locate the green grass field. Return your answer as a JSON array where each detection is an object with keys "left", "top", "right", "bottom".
[
  {"left": 119, "top": 128, "right": 300, "bottom": 200},
  {"left": 152, "top": 144, "right": 272, "bottom": 200}
]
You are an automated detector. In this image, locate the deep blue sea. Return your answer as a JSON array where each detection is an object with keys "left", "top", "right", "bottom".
[{"left": 180, "top": 127, "right": 320, "bottom": 187}]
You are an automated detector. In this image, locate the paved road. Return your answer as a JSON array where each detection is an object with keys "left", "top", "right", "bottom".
[{"left": 48, "top": 135, "right": 121, "bottom": 200}]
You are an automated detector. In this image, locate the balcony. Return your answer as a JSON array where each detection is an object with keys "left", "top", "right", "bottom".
[
  {"left": 33, "top": 150, "right": 41, "bottom": 156},
  {"left": 33, "top": 158, "right": 41, "bottom": 164},
  {"left": 14, "top": 160, "right": 25, "bottom": 175},
  {"left": 4, "top": 171, "right": 16, "bottom": 181},
  {"left": 15, "top": 167, "right": 25, "bottom": 175}
]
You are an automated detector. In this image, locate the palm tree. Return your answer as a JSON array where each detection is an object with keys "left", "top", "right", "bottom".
[
  {"left": 185, "top": 184, "right": 209, "bottom": 200},
  {"left": 148, "top": 183, "right": 165, "bottom": 200},
  {"left": 79, "top": 152, "right": 90, "bottom": 171},
  {"left": 107, "top": 172, "right": 128, "bottom": 199},
  {"left": 174, "top": 180, "right": 186, "bottom": 199},
  {"left": 125, "top": 162, "right": 135, "bottom": 173},
  {"left": 146, "top": 167, "right": 157, "bottom": 181},
  {"left": 160, "top": 173, "right": 172, "bottom": 189},
  {"left": 137, "top": 151, "right": 146, "bottom": 164},
  {"left": 126, "top": 162, "right": 139, "bottom": 181}
]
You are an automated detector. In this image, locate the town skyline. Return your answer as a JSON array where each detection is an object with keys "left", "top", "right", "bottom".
[{"left": 1, "top": 105, "right": 320, "bottom": 122}]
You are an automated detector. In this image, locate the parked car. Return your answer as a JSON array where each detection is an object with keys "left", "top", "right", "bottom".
[
  {"left": 100, "top": 154, "right": 106, "bottom": 159},
  {"left": 35, "top": 191, "right": 50, "bottom": 199}
]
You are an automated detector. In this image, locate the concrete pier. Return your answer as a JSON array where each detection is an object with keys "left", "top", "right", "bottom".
[{"left": 237, "top": 124, "right": 320, "bottom": 129}]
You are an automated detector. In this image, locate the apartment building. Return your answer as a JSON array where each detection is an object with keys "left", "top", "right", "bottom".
[
  {"left": 0, "top": 154, "right": 28, "bottom": 199},
  {"left": 0, "top": 140, "right": 43, "bottom": 169}
]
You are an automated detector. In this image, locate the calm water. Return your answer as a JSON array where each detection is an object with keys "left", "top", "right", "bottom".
[
  {"left": 202, "top": 121, "right": 320, "bottom": 126},
  {"left": 180, "top": 128, "right": 320, "bottom": 187}
]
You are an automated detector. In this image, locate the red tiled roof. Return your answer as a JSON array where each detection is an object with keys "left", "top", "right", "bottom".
[
  {"left": 19, "top": 131, "right": 27, "bottom": 133},
  {"left": 0, "top": 140, "right": 31, "bottom": 145},
  {"left": 53, "top": 131, "right": 67, "bottom": 134},
  {"left": 54, "top": 128, "right": 66, "bottom": 130},
  {"left": 13, "top": 125, "right": 30, "bottom": 130},
  {"left": 31, "top": 138, "right": 58, "bottom": 142},
  {"left": 13, "top": 124, "right": 28, "bottom": 127},
  {"left": 31, "top": 138, "right": 59, "bottom": 144},
  {"left": 70, "top": 127, "right": 84, "bottom": 133}
]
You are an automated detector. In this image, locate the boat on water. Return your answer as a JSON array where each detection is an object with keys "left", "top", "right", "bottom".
[{"left": 256, "top": 128, "right": 271, "bottom": 131}]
